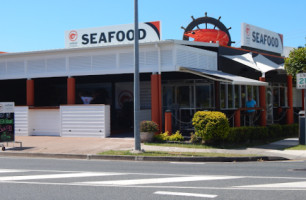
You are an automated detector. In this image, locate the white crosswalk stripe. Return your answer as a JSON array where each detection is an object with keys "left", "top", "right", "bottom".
[
  {"left": 1, "top": 168, "right": 306, "bottom": 191},
  {"left": 75, "top": 175, "right": 243, "bottom": 186},
  {"left": 0, "top": 172, "right": 124, "bottom": 181},
  {"left": 154, "top": 191, "right": 217, "bottom": 198},
  {"left": 237, "top": 181, "right": 306, "bottom": 189},
  {"left": 0, "top": 169, "right": 29, "bottom": 173}
]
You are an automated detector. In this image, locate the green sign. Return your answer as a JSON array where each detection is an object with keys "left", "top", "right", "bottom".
[{"left": 297, "top": 73, "right": 306, "bottom": 89}]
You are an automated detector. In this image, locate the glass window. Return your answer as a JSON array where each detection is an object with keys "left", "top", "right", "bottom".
[
  {"left": 196, "top": 85, "right": 210, "bottom": 108},
  {"left": 177, "top": 86, "right": 193, "bottom": 108},
  {"left": 280, "top": 87, "right": 287, "bottom": 107},
  {"left": 228, "top": 84, "right": 233, "bottom": 108},
  {"left": 163, "top": 86, "right": 174, "bottom": 110},
  {"left": 241, "top": 86, "right": 246, "bottom": 108},
  {"left": 220, "top": 84, "right": 226, "bottom": 108},
  {"left": 235, "top": 85, "right": 240, "bottom": 108},
  {"left": 273, "top": 87, "right": 279, "bottom": 107}
]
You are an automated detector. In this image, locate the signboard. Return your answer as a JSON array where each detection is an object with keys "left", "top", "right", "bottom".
[
  {"left": 297, "top": 73, "right": 306, "bottom": 89},
  {"left": 241, "top": 23, "right": 283, "bottom": 54},
  {"left": 0, "top": 102, "right": 14, "bottom": 142},
  {"left": 65, "top": 21, "right": 161, "bottom": 48}
]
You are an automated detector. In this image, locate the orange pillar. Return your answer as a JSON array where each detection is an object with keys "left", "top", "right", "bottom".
[
  {"left": 286, "top": 75, "right": 294, "bottom": 124},
  {"left": 26, "top": 79, "right": 35, "bottom": 106},
  {"left": 151, "top": 74, "right": 162, "bottom": 132},
  {"left": 165, "top": 111, "right": 172, "bottom": 134},
  {"left": 259, "top": 77, "right": 266, "bottom": 126},
  {"left": 67, "top": 77, "right": 75, "bottom": 105},
  {"left": 234, "top": 109, "right": 241, "bottom": 127}
]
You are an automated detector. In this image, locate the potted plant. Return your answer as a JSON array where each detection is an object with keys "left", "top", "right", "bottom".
[{"left": 139, "top": 121, "right": 159, "bottom": 142}]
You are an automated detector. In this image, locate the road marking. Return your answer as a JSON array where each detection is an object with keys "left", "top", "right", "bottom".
[
  {"left": 170, "top": 162, "right": 205, "bottom": 165},
  {"left": 0, "top": 172, "right": 124, "bottom": 181},
  {"left": 76, "top": 175, "right": 243, "bottom": 186},
  {"left": 154, "top": 191, "right": 217, "bottom": 198},
  {"left": 238, "top": 181, "right": 306, "bottom": 189},
  {"left": 0, "top": 169, "right": 28, "bottom": 173}
]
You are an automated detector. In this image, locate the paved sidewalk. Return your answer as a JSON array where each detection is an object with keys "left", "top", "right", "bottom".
[{"left": 0, "top": 136, "right": 305, "bottom": 161}]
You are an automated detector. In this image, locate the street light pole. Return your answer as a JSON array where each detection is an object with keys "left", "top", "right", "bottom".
[{"left": 134, "top": 0, "right": 141, "bottom": 151}]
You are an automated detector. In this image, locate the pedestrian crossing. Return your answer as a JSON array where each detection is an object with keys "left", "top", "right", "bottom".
[{"left": 1, "top": 168, "right": 306, "bottom": 191}]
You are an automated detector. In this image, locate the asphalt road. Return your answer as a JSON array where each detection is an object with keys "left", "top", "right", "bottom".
[{"left": 0, "top": 157, "right": 306, "bottom": 200}]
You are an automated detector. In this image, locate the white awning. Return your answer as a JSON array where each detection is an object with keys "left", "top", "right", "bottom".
[
  {"left": 222, "top": 53, "right": 286, "bottom": 77},
  {"left": 179, "top": 67, "right": 268, "bottom": 86}
]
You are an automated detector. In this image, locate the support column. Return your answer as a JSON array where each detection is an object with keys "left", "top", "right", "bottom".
[
  {"left": 26, "top": 79, "right": 34, "bottom": 106},
  {"left": 67, "top": 77, "right": 75, "bottom": 105},
  {"left": 151, "top": 74, "right": 162, "bottom": 132},
  {"left": 165, "top": 111, "right": 172, "bottom": 134},
  {"left": 287, "top": 75, "right": 294, "bottom": 124},
  {"left": 259, "top": 77, "right": 266, "bottom": 126},
  {"left": 234, "top": 109, "right": 241, "bottom": 127}
]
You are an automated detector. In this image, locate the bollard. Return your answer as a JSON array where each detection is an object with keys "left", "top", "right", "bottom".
[{"left": 165, "top": 110, "right": 172, "bottom": 134}]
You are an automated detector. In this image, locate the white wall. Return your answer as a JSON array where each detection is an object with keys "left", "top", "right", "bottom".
[
  {"left": 14, "top": 105, "right": 111, "bottom": 137},
  {"left": 28, "top": 109, "right": 61, "bottom": 136},
  {"left": 60, "top": 105, "right": 110, "bottom": 137},
  {"left": 14, "top": 106, "right": 29, "bottom": 136}
]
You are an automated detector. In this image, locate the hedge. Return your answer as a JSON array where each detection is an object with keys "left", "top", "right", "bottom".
[{"left": 225, "top": 124, "right": 298, "bottom": 144}]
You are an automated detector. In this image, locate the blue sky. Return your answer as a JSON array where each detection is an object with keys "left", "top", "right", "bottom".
[{"left": 0, "top": 0, "right": 305, "bottom": 52}]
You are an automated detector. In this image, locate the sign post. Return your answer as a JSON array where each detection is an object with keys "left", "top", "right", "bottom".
[
  {"left": 296, "top": 73, "right": 306, "bottom": 144},
  {"left": 0, "top": 102, "right": 15, "bottom": 145}
]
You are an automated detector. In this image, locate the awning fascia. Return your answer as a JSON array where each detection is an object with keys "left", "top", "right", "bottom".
[{"left": 179, "top": 67, "right": 268, "bottom": 86}]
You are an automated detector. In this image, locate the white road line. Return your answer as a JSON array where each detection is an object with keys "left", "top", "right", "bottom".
[
  {"left": 0, "top": 172, "right": 125, "bottom": 181},
  {"left": 170, "top": 162, "right": 206, "bottom": 165},
  {"left": 237, "top": 181, "right": 306, "bottom": 189},
  {"left": 154, "top": 191, "right": 217, "bottom": 198},
  {"left": 76, "top": 175, "right": 243, "bottom": 186},
  {"left": 0, "top": 169, "right": 29, "bottom": 173}
]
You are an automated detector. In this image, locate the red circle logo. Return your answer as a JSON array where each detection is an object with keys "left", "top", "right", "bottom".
[
  {"left": 69, "top": 30, "right": 78, "bottom": 41},
  {"left": 246, "top": 25, "right": 250, "bottom": 37}
]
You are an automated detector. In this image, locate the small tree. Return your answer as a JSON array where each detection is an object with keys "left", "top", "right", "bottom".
[{"left": 284, "top": 46, "right": 306, "bottom": 77}]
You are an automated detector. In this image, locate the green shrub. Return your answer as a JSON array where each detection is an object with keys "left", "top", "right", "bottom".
[
  {"left": 190, "top": 132, "right": 201, "bottom": 144},
  {"left": 281, "top": 124, "right": 298, "bottom": 137},
  {"left": 192, "top": 111, "right": 230, "bottom": 143},
  {"left": 153, "top": 132, "right": 170, "bottom": 142},
  {"left": 154, "top": 131, "right": 184, "bottom": 142},
  {"left": 168, "top": 131, "right": 184, "bottom": 141},
  {"left": 140, "top": 121, "right": 159, "bottom": 132}
]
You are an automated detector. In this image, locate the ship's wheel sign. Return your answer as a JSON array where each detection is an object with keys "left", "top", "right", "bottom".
[{"left": 182, "top": 12, "right": 234, "bottom": 46}]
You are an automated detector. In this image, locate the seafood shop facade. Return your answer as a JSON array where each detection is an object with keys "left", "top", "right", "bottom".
[{"left": 0, "top": 18, "right": 299, "bottom": 137}]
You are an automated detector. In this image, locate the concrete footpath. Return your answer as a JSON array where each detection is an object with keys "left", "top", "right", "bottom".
[{"left": 0, "top": 136, "right": 305, "bottom": 162}]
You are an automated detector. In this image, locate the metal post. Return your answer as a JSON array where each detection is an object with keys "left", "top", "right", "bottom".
[
  {"left": 304, "top": 88, "right": 306, "bottom": 144},
  {"left": 134, "top": 0, "right": 141, "bottom": 151}
]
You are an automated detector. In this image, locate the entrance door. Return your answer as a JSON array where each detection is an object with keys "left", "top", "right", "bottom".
[{"left": 266, "top": 87, "right": 273, "bottom": 124}]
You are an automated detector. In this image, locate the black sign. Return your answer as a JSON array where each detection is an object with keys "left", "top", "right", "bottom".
[{"left": 0, "top": 103, "right": 14, "bottom": 142}]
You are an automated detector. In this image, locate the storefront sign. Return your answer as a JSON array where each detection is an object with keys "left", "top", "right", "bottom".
[
  {"left": 65, "top": 21, "right": 161, "bottom": 48},
  {"left": 297, "top": 73, "right": 306, "bottom": 89},
  {"left": 0, "top": 102, "right": 14, "bottom": 142},
  {"left": 241, "top": 23, "right": 283, "bottom": 54}
]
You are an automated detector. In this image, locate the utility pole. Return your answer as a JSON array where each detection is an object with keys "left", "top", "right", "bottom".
[{"left": 133, "top": 0, "right": 141, "bottom": 151}]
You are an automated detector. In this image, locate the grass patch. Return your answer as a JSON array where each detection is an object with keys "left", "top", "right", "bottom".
[
  {"left": 144, "top": 139, "right": 281, "bottom": 150},
  {"left": 98, "top": 150, "right": 259, "bottom": 157},
  {"left": 285, "top": 145, "right": 306, "bottom": 150},
  {"left": 144, "top": 142, "right": 216, "bottom": 149}
]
